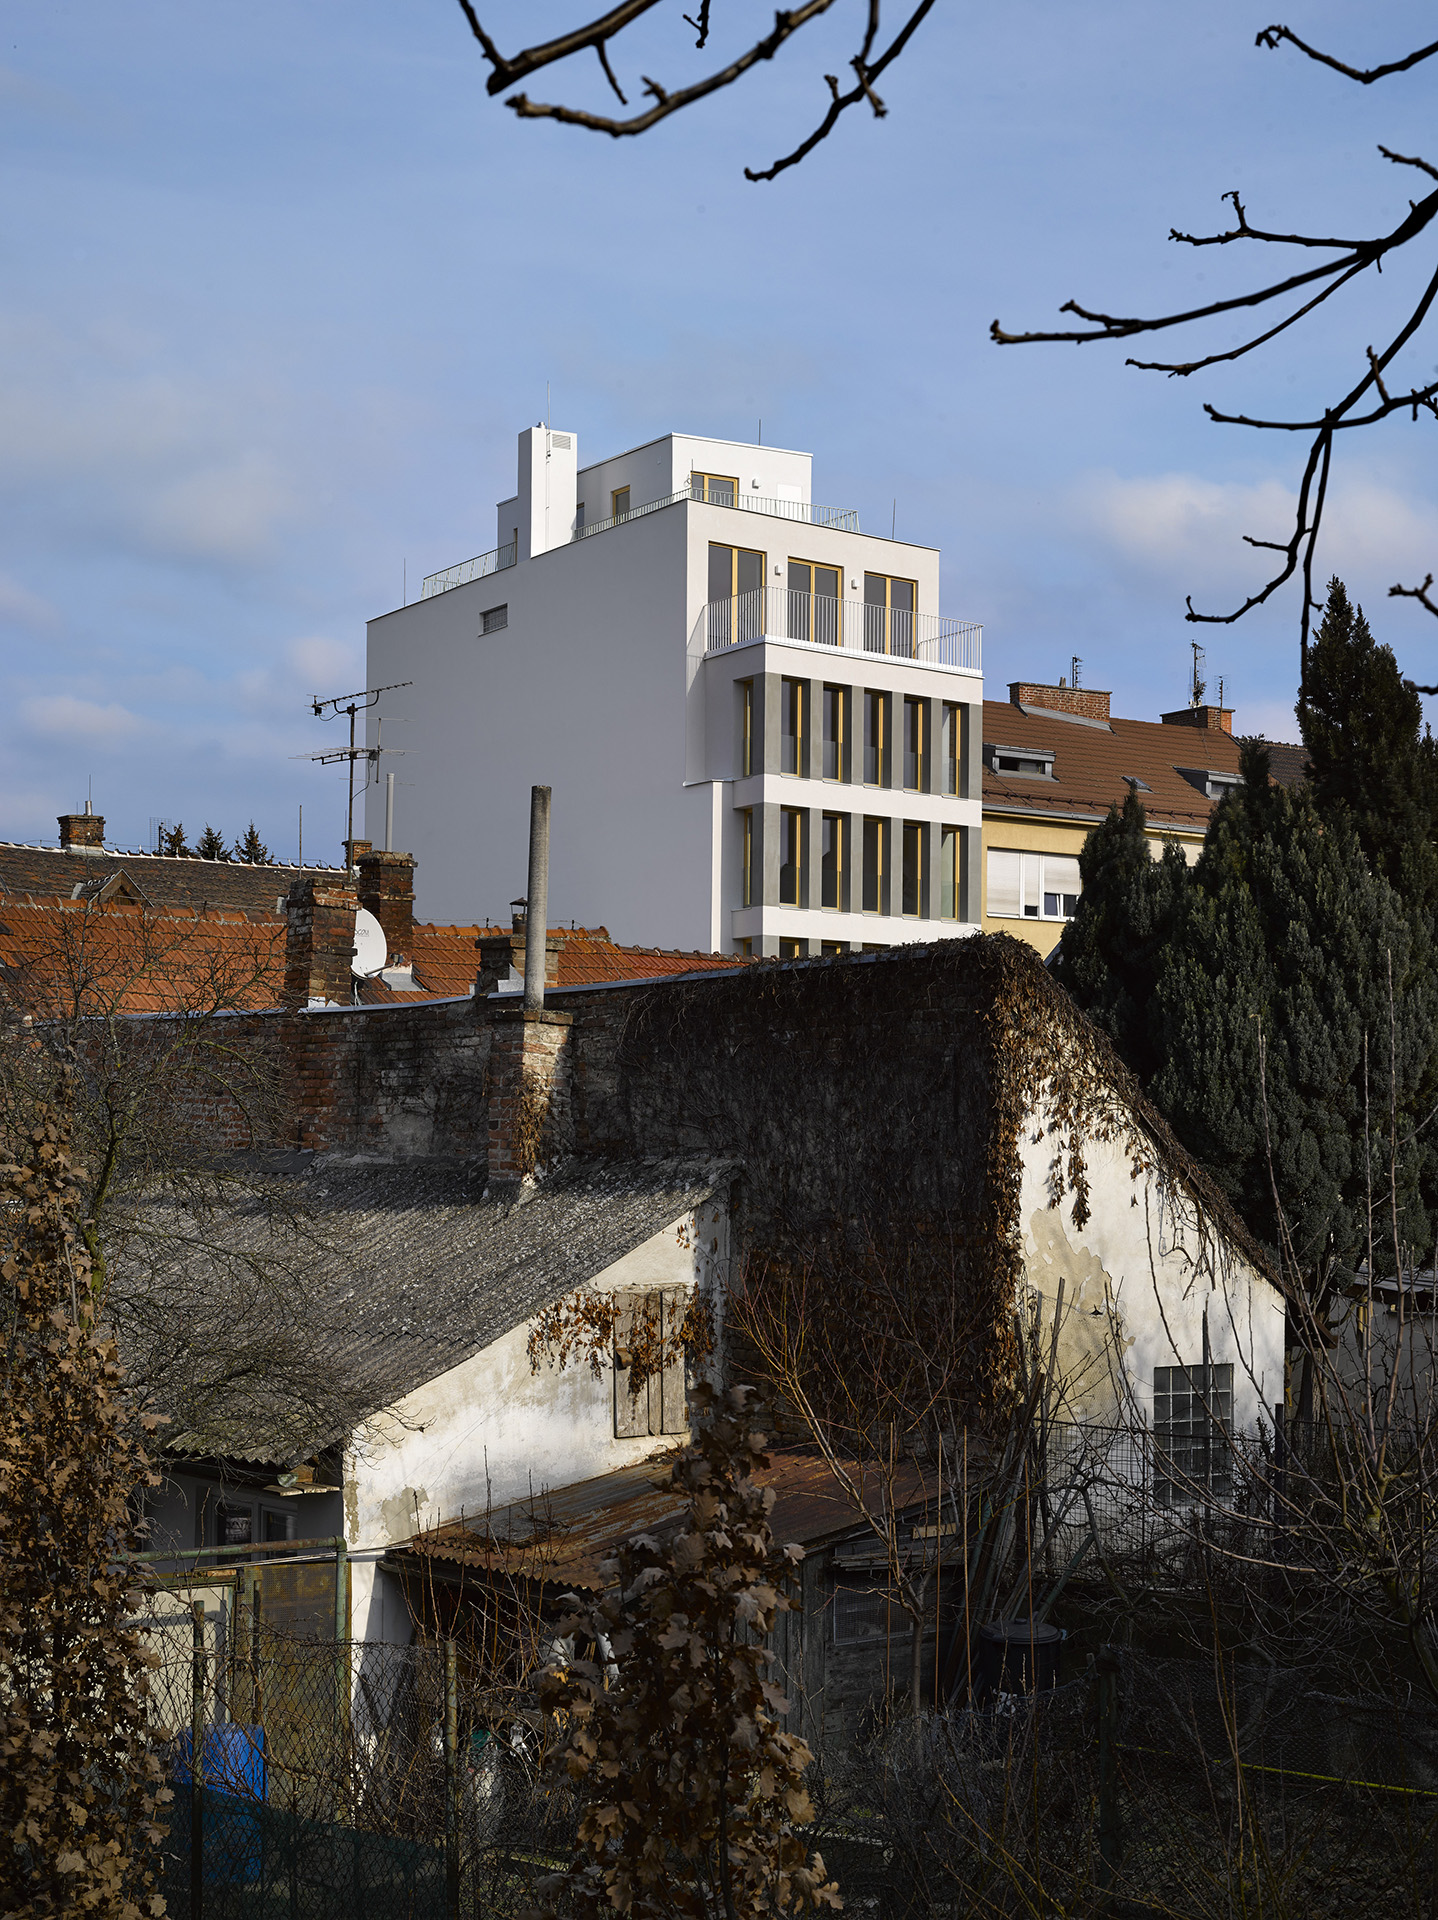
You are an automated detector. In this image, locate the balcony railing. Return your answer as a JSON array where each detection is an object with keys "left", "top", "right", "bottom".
[
  {"left": 702, "top": 588, "right": 981, "bottom": 671},
  {"left": 576, "top": 483, "right": 860, "bottom": 542},
  {"left": 420, "top": 541, "right": 517, "bottom": 600}
]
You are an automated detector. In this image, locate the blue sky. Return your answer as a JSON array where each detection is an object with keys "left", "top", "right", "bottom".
[{"left": 2, "top": 2, "right": 1436, "bottom": 866}]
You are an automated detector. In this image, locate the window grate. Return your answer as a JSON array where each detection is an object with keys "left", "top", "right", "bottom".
[{"left": 481, "top": 605, "right": 508, "bottom": 635}]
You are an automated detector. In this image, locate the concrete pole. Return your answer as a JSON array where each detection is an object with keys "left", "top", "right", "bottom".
[{"left": 524, "top": 785, "right": 551, "bottom": 1011}]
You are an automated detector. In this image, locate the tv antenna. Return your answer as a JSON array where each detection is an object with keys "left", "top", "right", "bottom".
[
  {"left": 1190, "top": 641, "right": 1207, "bottom": 708},
  {"left": 1070, "top": 655, "right": 1083, "bottom": 691},
  {"left": 295, "top": 681, "right": 411, "bottom": 866}
]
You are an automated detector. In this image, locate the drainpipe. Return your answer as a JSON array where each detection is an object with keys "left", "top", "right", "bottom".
[{"left": 524, "top": 786, "right": 551, "bottom": 1012}]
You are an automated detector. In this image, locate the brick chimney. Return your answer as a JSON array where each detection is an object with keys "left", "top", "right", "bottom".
[
  {"left": 355, "top": 849, "right": 415, "bottom": 965},
  {"left": 1160, "top": 705, "right": 1233, "bottom": 734},
  {"left": 58, "top": 806, "right": 105, "bottom": 851},
  {"left": 473, "top": 907, "right": 562, "bottom": 999},
  {"left": 486, "top": 1005, "right": 572, "bottom": 1194},
  {"left": 343, "top": 837, "right": 372, "bottom": 870},
  {"left": 1009, "top": 681, "right": 1111, "bottom": 723},
  {"left": 284, "top": 875, "right": 359, "bottom": 1009}
]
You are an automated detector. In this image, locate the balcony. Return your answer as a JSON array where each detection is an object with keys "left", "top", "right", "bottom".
[
  {"left": 701, "top": 588, "right": 981, "bottom": 672},
  {"left": 420, "top": 540, "right": 517, "bottom": 600},
  {"left": 575, "top": 483, "right": 860, "bottom": 542}
]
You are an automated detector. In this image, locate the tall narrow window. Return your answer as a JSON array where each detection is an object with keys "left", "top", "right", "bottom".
[
  {"left": 787, "top": 560, "right": 842, "bottom": 646},
  {"left": 940, "top": 702, "right": 960, "bottom": 796},
  {"left": 863, "top": 692, "right": 888, "bottom": 786},
  {"left": 862, "top": 818, "right": 886, "bottom": 914},
  {"left": 863, "top": 573, "right": 918, "bottom": 656},
  {"left": 903, "top": 697, "right": 926, "bottom": 790},
  {"left": 779, "top": 938, "right": 803, "bottom": 959},
  {"left": 781, "top": 678, "right": 806, "bottom": 776},
  {"left": 574, "top": 501, "right": 586, "bottom": 534},
  {"left": 940, "top": 825, "right": 959, "bottom": 920},
  {"left": 612, "top": 486, "right": 631, "bottom": 520},
  {"left": 1154, "top": 1363, "right": 1233, "bottom": 1507},
  {"left": 821, "top": 814, "right": 845, "bottom": 910},
  {"left": 741, "top": 809, "right": 755, "bottom": 909},
  {"left": 779, "top": 807, "right": 804, "bottom": 906},
  {"left": 709, "top": 542, "right": 766, "bottom": 645},
  {"left": 902, "top": 822, "right": 924, "bottom": 916},
  {"left": 738, "top": 679, "right": 754, "bottom": 778},
  {"left": 823, "top": 685, "right": 848, "bottom": 780}
]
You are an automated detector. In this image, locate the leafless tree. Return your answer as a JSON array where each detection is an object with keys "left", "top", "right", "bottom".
[
  {"left": 454, "top": 0, "right": 937, "bottom": 181},
  {"left": 994, "top": 24, "right": 1438, "bottom": 686}
]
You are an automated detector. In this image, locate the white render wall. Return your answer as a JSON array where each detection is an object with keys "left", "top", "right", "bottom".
[
  {"left": 345, "top": 1200, "right": 729, "bottom": 1645},
  {"left": 368, "top": 427, "right": 981, "bottom": 951},
  {"left": 1017, "top": 1102, "right": 1285, "bottom": 1437}
]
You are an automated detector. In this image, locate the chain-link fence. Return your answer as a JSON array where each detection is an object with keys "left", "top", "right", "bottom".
[
  {"left": 138, "top": 1572, "right": 1438, "bottom": 1920},
  {"left": 814, "top": 1648, "right": 1438, "bottom": 1920},
  {"left": 139, "top": 1588, "right": 576, "bottom": 1920}
]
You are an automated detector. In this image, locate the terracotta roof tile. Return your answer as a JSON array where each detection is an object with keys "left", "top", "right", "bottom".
[{"left": 983, "top": 699, "right": 1241, "bottom": 833}]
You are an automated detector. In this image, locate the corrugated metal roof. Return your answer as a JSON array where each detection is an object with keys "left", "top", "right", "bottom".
[
  {"left": 402, "top": 1450, "right": 935, "bottom": 1591},
  {"left": 138, "top": 1156, "right": 733, "bottom": 1466}
]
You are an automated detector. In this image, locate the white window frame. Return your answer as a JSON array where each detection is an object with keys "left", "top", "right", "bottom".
[{"left": 986, "top": 849, "right": 1082, "bottom": 923}]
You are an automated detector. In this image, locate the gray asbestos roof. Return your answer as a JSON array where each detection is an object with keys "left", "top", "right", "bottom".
[{"left": 132, "top": 1157, "right": 731, "bottom": 1466}]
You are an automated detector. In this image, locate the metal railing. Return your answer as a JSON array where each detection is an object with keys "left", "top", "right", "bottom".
[
  {"left": 702, "top": 588, "right": 982, "bottom": 670},
  {"left": 420, "top": 541, "right": 517, "bottom": 600},
  {"left": 575, "top": 483, "right": 861, "bottom": 543}
]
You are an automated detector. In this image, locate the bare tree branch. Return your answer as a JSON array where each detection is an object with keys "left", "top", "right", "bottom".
[
  {"left": 1255, "top": 23, "right": 1438, "bottom": 86},
  {"left": 993, "top": 32, "right": 1438, "bottom": 667}
]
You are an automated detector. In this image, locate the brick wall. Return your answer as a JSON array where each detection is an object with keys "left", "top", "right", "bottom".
[{"left": 1008, "top": 681, "right": 1111, "bottom": 723}]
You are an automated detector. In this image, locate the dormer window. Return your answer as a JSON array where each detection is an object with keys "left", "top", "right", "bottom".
[
  {"left": 986, "top": 742, "right": 1055, "bottom": 780},
  {"left": 1176, "top": 766, "right": 1239, "bottom": 802}
]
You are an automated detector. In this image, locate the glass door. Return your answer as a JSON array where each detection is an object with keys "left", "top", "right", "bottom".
[
  {"left": 788, "top": 560, "right": 842, "bottom": 646},
  {"left": 709, "top": 543, "right": 766, "bottom": 645},
  {"left": 863, "top": 573, "right": 917, "bottom": 656}
]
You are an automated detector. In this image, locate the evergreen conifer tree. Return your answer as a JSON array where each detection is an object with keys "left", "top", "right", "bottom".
[
  {"left": 194, "top": 824, "right": 230, "bottom": 862},
  {"left": 159, "top": 822, "right": 190, "bottom": 858},
  {"left": 1050, "top": 784, "right": 1190, "bottom": 1083},
  {"left": 1299, "top": 576, "right": 1438, "bottom": 907},
  {"left": 235, "top": 822, "right": 272, "bottom": 865}
]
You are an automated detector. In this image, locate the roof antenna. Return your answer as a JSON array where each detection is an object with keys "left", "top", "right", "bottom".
[
  {"left": 546, "top": 381, "right": 550, "bottom": 429},
  {"left": 1190, "top": 640, "right": 1207, "bottom": 707},
  {"left": 891, "top": 499, "right": 896, "bottom": 540},
  {"left": 1071, "top": 655, "right": 1083, "bottom": 691}
]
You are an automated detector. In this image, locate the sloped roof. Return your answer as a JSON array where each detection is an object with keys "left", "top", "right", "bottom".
[
  {"left": 138, "top": 1156, "right": 733, "bottom": 1464},
  {"left": 1264, "top": 740, "right": 1309, "bottom": 790},
  {"left": 0, "top": 841, "right": 334, "bottom": 913},
  {"left": 403, "top": 1448, "right": 933, "bottom": 1591},
  {"left": 983, "top": 699, "right": 1241, "bottom": 834},
  {"left": 0, "top": 896, "right": 747, "bottom": 1018}
]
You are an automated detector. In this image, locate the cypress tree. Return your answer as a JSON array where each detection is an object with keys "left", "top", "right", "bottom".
[
  {"left": 1299, "top": 575, "right": 1438, "bottom": 907},
  {"left": 1050, "top": 784, "right": 1190, "bottom": 1084}
]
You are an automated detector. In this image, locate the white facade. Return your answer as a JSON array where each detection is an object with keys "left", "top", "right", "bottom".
[
  {"left": 366, "top": 428, "right": 984, "bottom": 956},
  {"left": 1017, "top": 1102, "right": 1285, "bottom": 1439}
]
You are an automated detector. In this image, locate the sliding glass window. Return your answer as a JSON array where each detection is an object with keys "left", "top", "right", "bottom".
[{"left": 691, "top": 471, "right": 738, "bottom": 505}]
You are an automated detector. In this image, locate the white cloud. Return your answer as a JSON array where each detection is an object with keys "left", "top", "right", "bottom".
[
  {"left": 1070, "top": 467, "right": 1438, "bottom": 605},
  {"left": 0, "top": 313, "right": 304, "bottom": 564},
  {"left": 20, "top": 694, "right": 144, "bottom": 743},
  {"left": 0, "top": 571, "right": 60, "bottom": 631}
]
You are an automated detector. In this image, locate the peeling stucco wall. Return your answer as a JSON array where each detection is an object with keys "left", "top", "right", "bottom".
[
  {"left": 1017, "top": 1101, "right": 1285, "bottom": 1437},
  {"left": 346, "top": 1201, "right": 729, "bottom": 1642}
]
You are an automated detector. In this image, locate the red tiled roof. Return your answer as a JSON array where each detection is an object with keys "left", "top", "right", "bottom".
[
  {"left": 983, "top": 699, "right": 1241, "bottom": 833},
  {"left": 0, "top": 896, "right": 746, "bottom": 1018}
]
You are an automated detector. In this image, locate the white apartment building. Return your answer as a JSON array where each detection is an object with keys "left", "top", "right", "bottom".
[{"left": 365, "top": 427, "right": 983, "bottom": 956}]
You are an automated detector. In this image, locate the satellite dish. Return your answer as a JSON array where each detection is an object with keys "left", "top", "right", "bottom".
[{"left": 352, "top": 908, "right": 387, "bottom": 978}]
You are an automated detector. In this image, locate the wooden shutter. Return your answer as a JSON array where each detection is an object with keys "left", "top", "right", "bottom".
[
  {"left": 659, "top": 1288, "right": 689, "bottom": 1435},
  {"left": 613, "top": 1294, "right": 654, "bottom": 1438}
]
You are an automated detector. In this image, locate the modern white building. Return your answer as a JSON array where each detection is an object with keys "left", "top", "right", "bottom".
[{"left": 365, "top": 427, "right": 984, "bottom": 956}]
